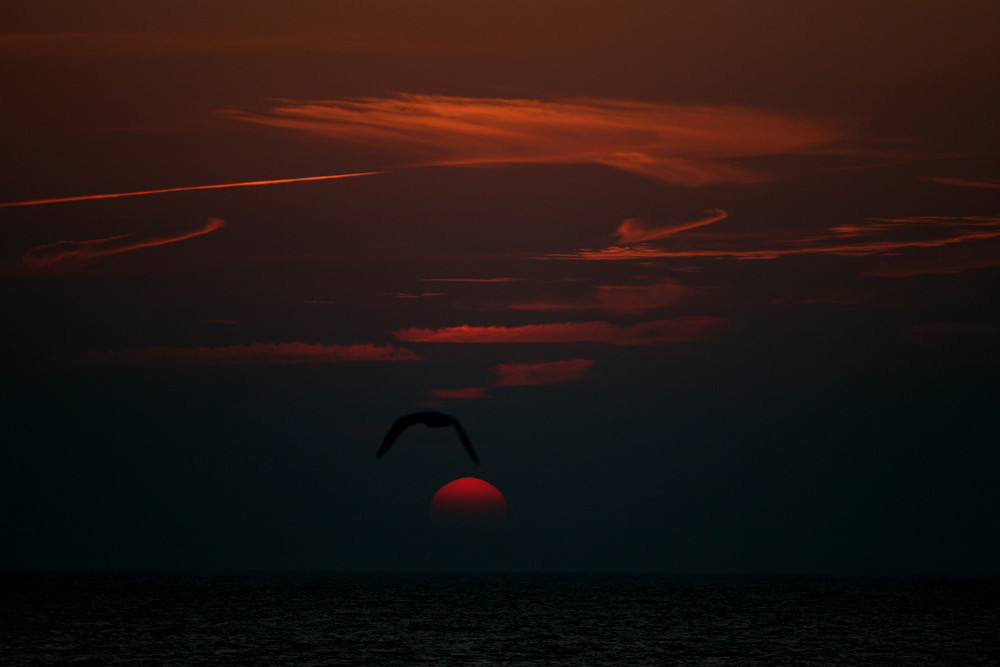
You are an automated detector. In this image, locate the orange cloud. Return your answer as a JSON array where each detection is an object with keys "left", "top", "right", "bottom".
[
  {"left": 22, "top": 218, "right": 225, "bottom": 271},
  {"left": 394, "top": 317, "right": 725, "bottom": 345},
  {"left": 229, "top": 95, "right": 843, "bottom": 186},
  {"left": 84, "top": 342, "right": 421, "bottom": 364},
  {"left": 615, "top": 210, "right": 728, "bottom": 244},
  {"left": 492, "top": 359, "right": 594, "bottom": 386}
]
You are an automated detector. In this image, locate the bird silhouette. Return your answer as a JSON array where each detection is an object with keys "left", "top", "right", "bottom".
[{"left": 376, "top": 410, "right": 479, "bottom": 464}]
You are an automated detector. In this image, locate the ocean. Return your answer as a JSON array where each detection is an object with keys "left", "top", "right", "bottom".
[{"left": 2, "top": 573, "right": 998, "bottom": 665}]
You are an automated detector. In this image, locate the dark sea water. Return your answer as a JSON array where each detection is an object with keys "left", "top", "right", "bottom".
[{"left": 2, "top": 573, "right": 998, "bottom": 665}]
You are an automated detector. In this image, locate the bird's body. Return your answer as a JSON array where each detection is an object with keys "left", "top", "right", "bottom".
[{"left": 377, "top": 410, "right": 479, "bottom": 463}]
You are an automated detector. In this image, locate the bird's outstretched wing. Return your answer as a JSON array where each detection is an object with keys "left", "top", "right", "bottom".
[
  {"left": 376, "top": 413, "right": 421, "bottom": 459},
  {"left": 448, "top": 417, "right": 480, "bottom": 464}
]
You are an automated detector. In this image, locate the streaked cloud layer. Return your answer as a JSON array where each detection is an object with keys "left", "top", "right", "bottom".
[
  {"left": 395, "top": 317, "right": 724, "bottom": 345},
  {"left": 230, "top": 95, "right": 843, "bottom": 186},
  {"left": 547, "top": 215, "right": 1000, "bottom": 267}
]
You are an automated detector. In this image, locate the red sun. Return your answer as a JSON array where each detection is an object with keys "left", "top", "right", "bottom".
[{"left": 430, "top": 477, "right": 508, "bottom": 525}]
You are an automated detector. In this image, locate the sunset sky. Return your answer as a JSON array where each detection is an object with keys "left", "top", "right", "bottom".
[{"left": 2, "top": 1, "right": 998, "bottom": 573}]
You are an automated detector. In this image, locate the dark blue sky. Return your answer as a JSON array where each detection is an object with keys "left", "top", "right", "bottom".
[{"left": 2, "top": 1, "right": 998, "bottom": 573}]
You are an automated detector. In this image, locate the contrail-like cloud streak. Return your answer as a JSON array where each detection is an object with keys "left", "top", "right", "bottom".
[
  {"left": 615, "top": 210, "right": 728, "bottom": 244},
  {"left": 22, "top": 218, "right": 225, "bottom": 271},
  {"left": 0, "top": 171, "right": 383, "bottom": 208}
]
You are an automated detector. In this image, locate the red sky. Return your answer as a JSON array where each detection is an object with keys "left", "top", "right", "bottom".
[{"left": 2, "top": 1, "right": 998, "bottom": 574}]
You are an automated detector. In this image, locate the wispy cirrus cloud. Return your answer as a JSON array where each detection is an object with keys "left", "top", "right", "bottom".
[
  {"left": 923, "top": 176, "right": 1000, "bottom": 190},
  {"left": 82, "top": 342, "right": 421, "bottom": 364},
  {"left": 546, "top": 215, "right": 1000, "bottom": 266},
  {"left": 395, "top": 317, "right": 725, "bottom": 346},
  {"left": 229, "top": 95, "right": 844, "bottom": 186},
  {"left": 493, "top": 358, "right": 594, "bottom": 386},
  {"left": 22, "top": 218, "right": 225, "bottom": 271}
]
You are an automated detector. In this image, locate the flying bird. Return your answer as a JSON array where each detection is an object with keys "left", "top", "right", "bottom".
[{"left": 377, "top": 410, "right": 479, "bottom": 464}]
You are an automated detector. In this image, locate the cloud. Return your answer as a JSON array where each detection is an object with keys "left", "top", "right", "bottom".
[
  {"left": 83, "top": 342, "right": 421, "bottom": 364},
  {"left": 492, "top": 359, "right": 594, "bottom": 386},
  {"left": 511, "top": 278, "right": 693, "bottom": 314},
  {"left": 229, "top": 95, "right": 843, "bottom": 186},
  {"left": 22, "top": 218, "right": 225, "bottom": 271},
  {"left": 394, "top": 317, "right": 725, "bottom": 345},
  {"left": 924, "top": 176, "right": 1000, "bottom": 190},
  {"left": 545, "top": 215, "right": 1000, "bottom": 266},
  {"left": 615, "top": 210, "right": 728, "bottom": 244}
]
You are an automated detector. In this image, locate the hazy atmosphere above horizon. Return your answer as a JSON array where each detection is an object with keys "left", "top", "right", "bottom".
[{"left": 2, "top": 0, "right": 998, "bottom": 573}]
